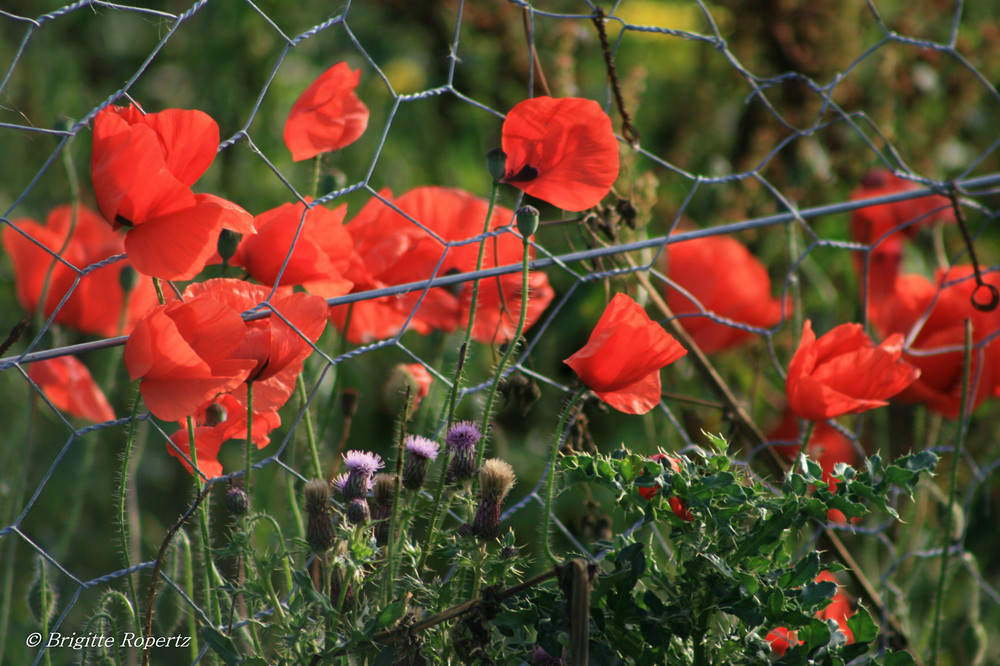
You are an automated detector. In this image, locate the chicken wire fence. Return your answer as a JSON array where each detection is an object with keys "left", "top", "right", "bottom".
[{"left": 1, "top": 0, "right": 999, "bottom": 663}]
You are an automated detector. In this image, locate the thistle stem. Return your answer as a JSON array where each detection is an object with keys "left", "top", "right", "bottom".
[{"left": 542, "top": 387, "right": 589, "bottom": 566}]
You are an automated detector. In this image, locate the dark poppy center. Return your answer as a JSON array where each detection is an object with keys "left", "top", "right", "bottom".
[
  {"left": 114, "top": 214, "right": 134, "bottom": 229},
  {"left": 504, "top": 164, "right": 539, "bottom": 183}
]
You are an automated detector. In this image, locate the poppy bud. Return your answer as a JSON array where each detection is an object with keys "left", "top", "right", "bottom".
[
  {"left": 225, "top": 484, "right": 250, "bottom": 517},
  {"left": 346, "top": 498, "right": 371, "bottom": 525},
  {"left": 486, "top": 148, "right": 508, "bottom": 183},
  {"left": 216, "top": 228, "right": 242, "bottom": 264},
  {"left": 472, "top": 458, "right": 516, "bottom": 540},
  {"left": 515, "top": 205, "right": 540, "bottom": 238}
]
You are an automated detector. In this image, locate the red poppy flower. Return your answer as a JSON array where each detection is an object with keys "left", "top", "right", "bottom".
[
  {"left": 785, "top": 320, "right": 919, "bottom": 422},
  {"left": 91, "top": 105, "right": 255, "bottom": 279},
  {"left": 124, "top": 278, "right": 328, "bottom": 421},
  {"left": 28, "top": 356, "right": 115, "bottom": 424},
  {"left": 330, "top": 186, "right": 554, "bottom": 344},
  {"left": 231, "top": 199, "right": 355, "bottom": 298},
  {"left": 770, "top": 410, "right": 858, "bottom": 523},
  {"left": 563, "top": 293, "right": 687, "bottom": 414},
  {"left": 850, "top": 169, "right": 954, "bottom": 310},
  {"left": 870, "top": 266, "right": 1000, "bottom": 418},
  {"left": 637, "top": 453, "right": 694, "bottom": 521},
  {"left": 2, "top": 204, "right": 160, "bottom": 336},
  {"left": 167, "top": 393, "right": 281, "bottom": 478},
  {"left": 663, "top": 234, "right": 787, "bottom": 353},
  {"left": 501, "top": 96, "right": 619, "bottom": 211},
  {"left": 284, "top": 62, "right": 369, "bottom": 161}
]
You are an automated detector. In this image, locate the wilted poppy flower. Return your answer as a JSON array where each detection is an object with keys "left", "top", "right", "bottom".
[
  {"left": 330, "top": 186, "right": 554, "bottom": 344},
  {"left": 284, "top": 62, "right": 369, "bottom": 161},
  {"left": 2, "top": 204, "right": 160, "bottom": 336},
  {"left": 850, "top": 169, "right": 954, "bottom": 310},
  {"left": 168, "top": 393, "right": 281, "bottom": 478},
  {"left": 124, "top": 278, "right": 328, "bottom": 421},
  {"left": 91, "top": 105, "right": 255, "bottom": 279},
  {"left": 564, "top": 293, "right": 687, "bottom": 414},
  {"left": 501, "top": 96, "right": 619, "bottom": 211},
  {"left": 770, "top": 410, "right": 858, "bottom": 523},
  {"left": 637, "top": 453, "right": 694, "bottom": 521},
  {"left": 871, "top": 266, "right": 1000, "bottom": 418},
  {"left": 28, "top": 355, "right": 115, "bottom": 423},
  {"left": 231, "top": 199, "right": 354, "bottom": 298},
  {"left": 663, "top": 234, "right": 787, "bottom": 353},
  {"left": 785, "top": 320, "right": 919, "bottom": 422}
]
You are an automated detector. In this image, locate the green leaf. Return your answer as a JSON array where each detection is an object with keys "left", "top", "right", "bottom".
[
  {"left": 799, "top": 580, "right": 836, "bottom": 609},
  {"left": 847, "top": 606, "right": 879, "bottom": 643},
  {"left": 376, "top": 599, "right": 407, "bottom": 628},
  {"left": 201, "top": 626, "right": 243, "bottom": 665},
  {"left": 883, "top": 652, "right": 917, "bottom": 666}
]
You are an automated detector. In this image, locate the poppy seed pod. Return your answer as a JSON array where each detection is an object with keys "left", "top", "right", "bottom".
[
  {"left": 216, "top": 228, "right": 242, "bottom": 264},
  {"left": 516, "top": 205, "right": 540, "bottom": 238},
  {"left": 486, "top": 148, "right": 508, "bottom": 183}
]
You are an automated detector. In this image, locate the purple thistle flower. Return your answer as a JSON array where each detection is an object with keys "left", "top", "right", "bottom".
[
  {"left": 343, "top": 450, "right": 384, "bottom": 475},
  {"left": 403, "top": 435, "right": 439, "bottom": 491},
  {"left": 446, "top": 421, "right": 482, "bottom": 453},
  {"left": 405, "top": 434, "right": 440, "bottom": 460},
  {"left": 331, "top": 472, "right": 350, "bottom": 496}
]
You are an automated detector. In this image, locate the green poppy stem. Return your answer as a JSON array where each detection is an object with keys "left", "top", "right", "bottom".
[
  {"left": 931, "top": 319, "right": 973, "bottom": 664},
  {"left": 477, "top": 233, "right": 533, "bottom": 468}
]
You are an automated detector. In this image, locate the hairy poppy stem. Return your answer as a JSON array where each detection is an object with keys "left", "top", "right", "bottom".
[
  {"left": 477, "top": 235, "right": 533, "bottom": 468},
  {"left": 542, "top": 387, "right": 589, "bottom": 566},
  {"left": 930, "top": 319, "right": 972, "bottom": 663},
  {"left": 295, "top": 375, "right": 323, "bottom": 479},
  {"left": 382, "top": 388, "right": 410, "bottom": 606},
  {"left": 116, "top": 388, "right": 144, "bottom": 637},
  {"left": 245, "top": 381, "right": 255, "bottom": 500},
  {"left": 459, "top": 181, "right": 502, "bottom": 373},
  {"left": 186, "top": 416, "right": 223, "bottom": 630}
]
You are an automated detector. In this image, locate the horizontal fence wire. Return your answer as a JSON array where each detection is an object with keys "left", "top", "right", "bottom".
[{"left": 1, "top": 0, "right": 999, "bottom": 664}]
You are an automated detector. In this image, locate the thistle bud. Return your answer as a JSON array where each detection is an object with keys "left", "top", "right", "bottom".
[
  {"left": 515, "top": 205, "right": 540, "bottom": 238},
  {"left": 346, "top": 498, "right": 371, "bottom": 525},
  {"left": 303, "top": 479, "right": 335, "bottom": 553},
  {"left": 216, "top": 229, "right": 242, "bottom": 264},
  {"left": 371, "top": 473, "right": 396, "bottom": 546},
  {"left": 402, "top": 435, "right": 440, "bottom": 491},
  {"left": 225, "top": 484, "right": 250, "bottom": 517},
  {"left": 486, "top": 148, "right": 508, "bottom": 183},
  {"left": 472, "top": 458, "right": 516, "bottom": 541}
]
